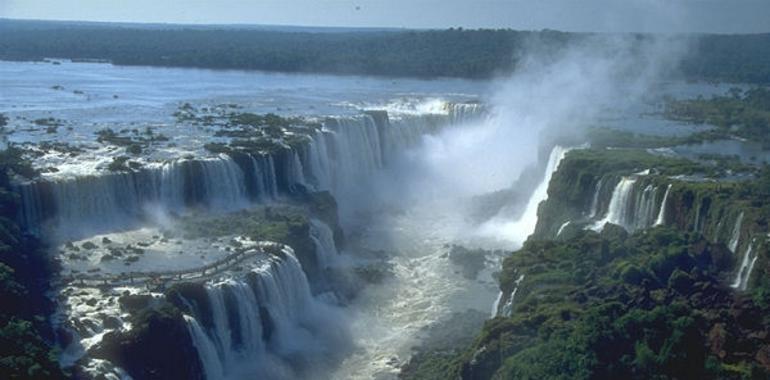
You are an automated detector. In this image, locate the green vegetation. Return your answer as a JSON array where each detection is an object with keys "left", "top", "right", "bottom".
[
  {"left": 0, "top": 148, "right": 64, "bottom": 379},
  {"left": 665, "top": 87, "right": 770, "bottom": 147},
  {"left": 200, "top": 111, "right": 321, "bottom": 156},
  {"left": 2, "top": 20, "right": 769, "bottom": 82},
  {"left": 406, "top": 149, "right": 770, "bottom": 379},
  {"left": 403, "top": 228, "right": 770, "bottom": 379},
  {"left": 178, "top": 206, "right": 310, "bottom": 244}
]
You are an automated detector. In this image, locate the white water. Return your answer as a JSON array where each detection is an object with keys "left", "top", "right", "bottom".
[
  {"left": 731, "top": 242, "right": 757, "bottom": 291},
  {"left": 309, "top": 218, "right": 339, "bottom": 271},
  {"left": 331, "top": 144, "right": 572, "bottom": 378},
  {"left": 588, "top": 177, "right": 665, "bottom": 232},
  {"left": 495, "top": 274, "right": 525, "bottom": 318},
  {"left": 12, "top": 47, "right": 731, "bottom": 379},
  {"left": 632, "top": 184, "right": 659, "bottom": 231},
  {"left": 479, "top": 146, "right": 571, "bottom": 246},
  {"left": 728, "top": 212, "right": 744, "bottom": 253},
  {"left": 18, "top": 109, "right": 480, "bottom": 238},
  {"left": 587, "top": 178, "right": 604, "bottom": 219},
  {"left": 185, "top": 316, "right": 226, "bottom": 380},
  {"left": 19, "top": 154, "right": 255, "bottom": 237},
  {"left": 590, "top": 177, "right": 637, "bottom": 231},
  {"left": 331, "top": 205, "right": 502, "bottom": 379},
  {"left": 490, "top": 291, "right": 504, "bottom": 318},
  {"left": 654, "top": 184, "right": 672, "bottom": 226},
  {"left": 183, "top": 248, "right": 349, "bottom": 380}
]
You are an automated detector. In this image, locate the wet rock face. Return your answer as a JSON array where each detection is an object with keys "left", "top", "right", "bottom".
[
  {"left": 166, "top": 282, "right": 214, "bottom": 329},
  {"left": 91, "top": 303, "right": 203, "bottom": 380},
  {"left": 304, "top": 191, "right": 345, "bottom": 248}
]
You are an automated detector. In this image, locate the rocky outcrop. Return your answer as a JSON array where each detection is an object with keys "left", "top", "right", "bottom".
[{"left": 92, "top": 302, "right": 203, "bottom": 380}]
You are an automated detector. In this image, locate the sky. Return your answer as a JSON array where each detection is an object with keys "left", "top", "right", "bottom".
[{"left": 1, "top": 0, "right": 769, "bottom": 33}]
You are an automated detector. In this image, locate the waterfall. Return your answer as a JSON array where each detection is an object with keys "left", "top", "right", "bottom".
[
  {"left": 496, "top": 274, "right": 525, "bottom": 318},
  {"left": 18, "top": 109, "right": 470, "bottom": 237},
  {"left": 556, "top": 221, "right": 571, "bottom": 237},
  {"left": 184, "top": 315, "right": 225, "bottom": 380},
  {"left": 587, "top": 178, "right": 604, "bottom": 219},
  {"left": 199, "top": 155, "right": 248, "bottom": 210},
  {"left": 182, "top": 247, "right": 345, "bottom": 380},
  {"left": 482, "top": 146, "right": 571, "bottom": 245},
  {"left": 490, "top": 291, "right": 503, "bottom": 318},
  {"left": 448, "top": 103, "right": 486, "bottom": 124},
  {"left": 731, "top": 242, "right": 757, "bottom": 291},
  {"left": 306, "top": 130, "right": 333, "bottom": 191},
  {"left": 588, "top": 178, "right": 668, "bottom": 232},
  {"left": 18, "top": 154, "right": 253, "bottom": 237},
  {"left": 631, "top": 184, "right": 658, "bottom": 231},
  {"left": 590, "top": 177, "right": 637, "bottom": 231},
  {"left": 308, "top": 218, "right": 339, "bottom": 270},
  {"left": 287, "top": 150, "right": 307, "bottom": 189},
  {"left": 728, "top": 212, "right": 744, "bottom": 253},
  {"left": 246, "top": 154, "right": 281, "bottom": 200},
  {"left": 654, "top": 184, "right": 671, "bottom": 226},
  {"left": 328, "top": 116, "right": 384, "bottom": 184}
]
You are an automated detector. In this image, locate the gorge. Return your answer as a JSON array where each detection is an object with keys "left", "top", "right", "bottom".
[{"left": 1, "top": 31, "right": 770, "bottom": 380}]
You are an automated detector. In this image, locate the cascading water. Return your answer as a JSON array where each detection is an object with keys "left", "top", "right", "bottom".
[
  {"left": 308, "top": 218, "right": 339, "bottom": 271},
  {"left": 590, "top": 177, "right": 637, "bottom": 231},
  {"left": 185, "top": 315, "right": 226, "bottom": 380},
  {"left": 556, "top": 221, "right": 571, "bottom": 237},
  {"left": 19, "top": 102, "right": 484, "bottom": 379},
  {"left": 728, "top": 212, "right": 744, "bottom": 253},
  {"left": 589, "top": 177, "right": 664, "bottom": 232},
  {"left": 182, "top": 248, "right": 348, "bottom": 380},
  {"left": 18, "top": 154, "right": 255, "bottom": 237},
  {"left": 480, "top": 146, "right": 571, "bottom": 246},
  {"left": 481, "top": 147, "right": 571, "bottom": 317},
  {"left": 493, "top": 274, "right": 525, "bottom": 318},
  {"left": 654, "top": 184, "right": 672, "bottom": 226},
  {"left": 587, "top": 178, "right": 604, "bottom": 219},
  {"left": 286, "top": 150, "right": 307, "bottom": 190},
  {"left": 18, "top": 109, "right": 478, "bottom": 238},
  {"left": 732, "top": 241, "right": 757, "bottom": 291},
  {"left": 631, "top": 184, "right": 658, "bottom": 231},
  {"left": 447, "top": 103, "right": 487, "bottom": 124}
]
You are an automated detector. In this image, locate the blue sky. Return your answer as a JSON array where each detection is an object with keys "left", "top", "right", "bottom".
[{"left": 1, "top": 0, "right": 769, "bottom": 33}]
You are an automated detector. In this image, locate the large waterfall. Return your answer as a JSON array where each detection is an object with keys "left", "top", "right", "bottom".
[
  {"left": 487, "top": 146, "right": 569, "bottom": 317},
  {"left": 18, "top": 155, "right": 256, "bottom": 237},
  {"left": 182, "top": 248, "right": 348, "bottom": 380},
  {"left": 17, "top": 110, "right": 482, "bottom": 238},
  {"left": 481, "top": 145, "right": 571, "bottom": 245}
]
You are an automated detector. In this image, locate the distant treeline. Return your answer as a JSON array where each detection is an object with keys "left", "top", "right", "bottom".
[{"left": 0, "top": 19, "right": 769, "bottom": 82}]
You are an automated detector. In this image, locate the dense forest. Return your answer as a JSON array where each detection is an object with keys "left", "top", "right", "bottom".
[
  {"left": 402, "top": 156, "right": 770, "bottom": 379},
  {"left": 1, "top": 19, "right": 769, "bottom": 82}
]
